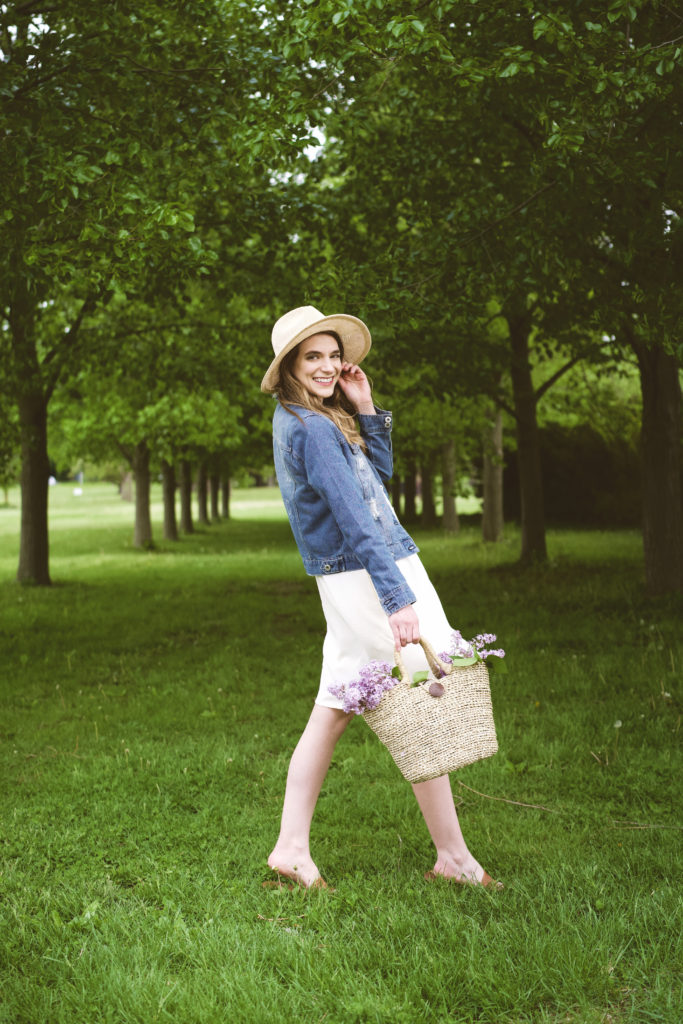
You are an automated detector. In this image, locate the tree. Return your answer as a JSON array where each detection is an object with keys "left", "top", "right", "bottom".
[
  {"left": 276, "top": 0, "right": 682, "bottom": 588},
  {"left": 0, "top": 0, "right": 305, "bottom": 582}
]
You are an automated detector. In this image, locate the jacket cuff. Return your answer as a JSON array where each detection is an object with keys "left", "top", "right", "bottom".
[
  {"left": 358, "top": 407, "right": 393, "bottom": 434},
  {"left": 380, "top": 580, "right": 417, "bottom": 615}
]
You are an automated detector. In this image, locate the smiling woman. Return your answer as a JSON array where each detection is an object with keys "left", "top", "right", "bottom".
[{"left": 259, "top": 304, "right": 503, "bottom": 893}]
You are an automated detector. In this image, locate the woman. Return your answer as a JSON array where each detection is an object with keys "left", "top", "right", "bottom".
[{"left": 261, "top": 305, "right": 501, "bottom": 890}]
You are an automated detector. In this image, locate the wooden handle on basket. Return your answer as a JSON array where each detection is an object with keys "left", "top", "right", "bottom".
[{"left": 393, "top": 637, "right": 453, "bottom": 686}]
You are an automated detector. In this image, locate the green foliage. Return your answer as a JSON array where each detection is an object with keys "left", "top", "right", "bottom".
[
  {"left": 0, "top": 487, "right": 680, "bottom": 1022},
  {"left": 535, "top": 358, "right": 642, "bottom": 444}
]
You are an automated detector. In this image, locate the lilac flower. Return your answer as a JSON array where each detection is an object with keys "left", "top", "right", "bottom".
[
  {"left": 329, "top": 660, "right": 396, "bottom": 715},
  {"left": 439, "top": 629, "right": 474, "bottom": 663},
  {"left": 473, "top": 633, "right": 506, "bottom": 660},
  {"left": 440, "top": 630, "right": 506, "bottom": 664}
]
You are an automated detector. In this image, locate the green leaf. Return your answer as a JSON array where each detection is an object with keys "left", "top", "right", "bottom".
[
  {"left": 485, "top": 655, "right": 508, "bottom": 675},
  {"left": 532, "top": 18, "right": 548, "bottom": 40},
  {"left": 449, "top": 656, "right": 478, "bottom": 667},
  {"left": 391, "top": 665, "right": 401, "bottom": 678},
  {"left": 412, "top": 670, "right": 429, "bottom": 685},
  {"left": 499, "top": 63, "right": 519, "bottom": 78}
]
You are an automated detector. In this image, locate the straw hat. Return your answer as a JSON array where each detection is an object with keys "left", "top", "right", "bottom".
[{"left": 261, "top": 305, "right": 372, "bottom": 393}]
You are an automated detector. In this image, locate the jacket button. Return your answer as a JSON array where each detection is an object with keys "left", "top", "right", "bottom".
[
  {"left": 384, "top": 416, "right": 392, "bottom": 427},
  {"left": 323, "top": 563, "right": 331, "bottom": 572}
]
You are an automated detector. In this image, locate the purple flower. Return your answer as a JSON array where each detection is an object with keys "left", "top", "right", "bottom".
[
  {"left": 441, "top": 630, "right": 475, "bottom": 660},
  {"left": 441, "top": 630, "right": 506, "bottom": 663},
  {"left": 329, "top": 660, "right": 395, "bottom": 715}
]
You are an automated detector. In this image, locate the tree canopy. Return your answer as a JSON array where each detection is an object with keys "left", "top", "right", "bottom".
[{"left": 1, "top": 0, "right": 681, "bottom": 591}]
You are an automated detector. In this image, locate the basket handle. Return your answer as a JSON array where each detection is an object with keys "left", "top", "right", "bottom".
[{"left": 393, "top": 637, "right": 454, "bottom": 686}]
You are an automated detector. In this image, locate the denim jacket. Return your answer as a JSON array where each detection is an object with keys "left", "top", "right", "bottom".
[{"left": 272, "top": 401, "right": 419, "bottom": 615}]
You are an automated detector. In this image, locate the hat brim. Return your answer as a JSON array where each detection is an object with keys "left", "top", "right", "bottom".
[{"left": 260, "top": 313, "right": 372, "bottom": 393}]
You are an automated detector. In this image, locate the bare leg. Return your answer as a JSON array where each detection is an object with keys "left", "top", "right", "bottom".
[
  {"left": 412, "top": 774, "right": 490, "bottom": 883},
  {"left": 268, "top": 704, "right": 352, "bottom": 887}
]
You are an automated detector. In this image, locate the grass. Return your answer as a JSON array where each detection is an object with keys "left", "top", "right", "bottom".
[{"left": 0, "top": 484, "right": 681, "bottom": 1023}]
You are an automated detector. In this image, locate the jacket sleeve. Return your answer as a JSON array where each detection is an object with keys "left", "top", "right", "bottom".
[
  {"left": 357, "top": 407, "right": 394, "bottom": 483},
  {"left": 301, "top": 416, "right": 416, "bottom": 615}
]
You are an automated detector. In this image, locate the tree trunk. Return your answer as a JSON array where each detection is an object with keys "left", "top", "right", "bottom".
[
  {"left": 482, "top": 406, "right": 504, "bottom": 543},
  {"left": 196, "top": 460, "right": 209, "bottom": 525},
  {"left": 209, "top": 468, "right": 220, "bottom": 521},
  {"left": 420, "top": 458, "right": 438, "bottom": 527},
  {"left": 632, "top": 340, "right": 683, "bottom": 594},
  {"left": 161, "top": 458, "right": 178, "bottom": 541},
  {"left": 132, "top": 441, "right": 153, "bottom": 548},
  {"left": 404, "top": 459, "right": 418, "bottom": 523},
  {"left": 120, "top": 471, "right": 133, "bottom": 502},
  {"left": 391, "top": 475, "right": 402, "bottom": 516},
  {"left": 179, "top": 459, "right": 194, "bottom": 534},
  {"left": 10, "top": 281, "right": 51, "bottom": 585},
  {"left": 441, "top": 440, "right": 459, "bottom": 533},
  {"left": 17, "top": 390, "right": 51, "bottom": 584},
  {"left": 508, "top": 310, "right": 547, "bottom": 563},
  {"left": 221, "top": 474, "right": 231, "bottom": 519}
]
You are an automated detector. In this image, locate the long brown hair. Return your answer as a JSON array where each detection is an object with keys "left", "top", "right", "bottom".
[{"left": 271, "top": 332, "right": 366, "bottom": 448}]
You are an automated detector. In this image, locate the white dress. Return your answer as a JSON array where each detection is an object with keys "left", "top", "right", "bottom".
[{"left": 315, "top": 553, "right": 454, "bottom": 709}]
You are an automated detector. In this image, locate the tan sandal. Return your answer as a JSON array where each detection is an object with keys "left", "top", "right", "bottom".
[
  {"left": 262, "top": 868, "right": 334, "bottom": 892},
  {"left": 424, "top": 869, "right": 504, "bottom": 890}
]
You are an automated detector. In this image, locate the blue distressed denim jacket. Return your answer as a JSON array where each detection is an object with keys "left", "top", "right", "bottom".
[{"left": 272, "top": 401, "right": 419, "bottom": 615}]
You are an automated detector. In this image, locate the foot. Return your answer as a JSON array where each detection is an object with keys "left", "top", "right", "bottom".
[
  {"left": 425, "top": 855, "right": 503, "bottom": 890},
  {"left": 267, "top": 848, "right": 324, "bottom": 889}
]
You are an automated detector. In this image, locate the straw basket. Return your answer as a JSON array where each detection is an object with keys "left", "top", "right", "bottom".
[{"left": 363, "top": 638, "right": 498, "bottom": 783}]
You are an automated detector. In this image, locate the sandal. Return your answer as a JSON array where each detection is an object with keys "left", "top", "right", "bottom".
[
  {"left": 262, "top": 868, "right": 334, "bottom": 892},
  {"left": 424, "top": 869, "right": 504, "bottom": 890}
]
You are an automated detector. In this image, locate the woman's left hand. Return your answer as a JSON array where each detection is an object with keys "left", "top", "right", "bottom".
[{"left": 337, "top": 362, "right": 374, "bottom": 414}]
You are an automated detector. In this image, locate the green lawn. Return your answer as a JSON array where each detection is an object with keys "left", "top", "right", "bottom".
[{"left": 0, "top": 485, "right": 680, "bottom": 1023}]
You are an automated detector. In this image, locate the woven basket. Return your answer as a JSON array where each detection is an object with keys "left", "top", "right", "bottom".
[{"left": 363, "top": 637, "right": 498, "bottom": 783}]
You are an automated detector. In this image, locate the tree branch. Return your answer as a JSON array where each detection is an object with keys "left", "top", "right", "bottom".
[
  {"left": 116, "top": 441, "right": 133, "bottom": 465},
  {"left": 661, "top": 2, "right": 683, "bottom": 26},
  {"left": 494, "top": 395, "right": 516, "bottom": 420},
  {"left": 534, "top": 354, "right": 583, "bottom": 403},
  {"left": 454, "top": 180, "right": 558, "bottom": 247},
  {"left": 43, "top": 291, "right": 106, "bottom": 398},
  {"left": 11, "top": 1, "right": 59, "bottom": 17},
  {"left": 8, "top": 62, "right": 84, "bottom": 101},
  {"left": 78, "top": 319, "right": 219, "bottom": 341},
  {"left": 497, "top": 112, "right": 541, "bottom": 150}
]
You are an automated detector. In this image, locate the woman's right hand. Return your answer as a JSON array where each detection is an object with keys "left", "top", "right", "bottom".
[{"left": 388, "top": 605, "right": 420, "bottom": 649}]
